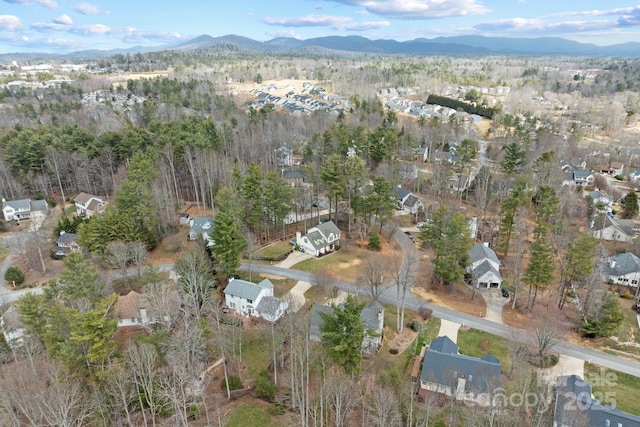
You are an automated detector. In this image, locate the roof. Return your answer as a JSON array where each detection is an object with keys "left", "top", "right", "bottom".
[
  {"left": 469, "top": 243, "right": 500, "bottom": 265},
  {"left": 315, "top": 220, "right": 340, "bottom": 238},
  {"left": 421, "top": 336, "right": 502, "bottom": 393},
  {"left": 86, "top": 198, "right": 103, "bottom": 213},
  {"left": 282, "top": 170, "right": 305, "bottom": 179},
  {"left": 606, "top": 252, "right": 640, "bottom": 276},
  {"left": 593, "top": 216, "right": 635, "bottom": 236},
  {"left": 555, "top": 375, "right": 640, "bottom": 427},
  {"left": 573, "top": 170, "right": 594, "bottom": 179},
  {"left": 116, "top": 291, "right": 142, "bottom": 319},
  {"left": 2, "top": 198, "right": 47, "bottom": 212},
  {"left": 30, "top": 199, "right": 47, "bottom": 211},
  {"left": 588, "top": 190, "right": 613, "bottom": 202},
  {"left": 256, "top": 296, "right": 284, "bottom": 318},
  {"left": 74, "top": 192, "right": 95, "bottom": 205},
  {"left": 56, "top": 232, "right": 78, "bottom": 246},
  {"left": 472, "top": 260, "right": 501, "bottom": 281},
  {"left": 223, "top": 278, "right": 273, "bottom": 301},
  {"left": 360, "top": 300, "right": 384, "bottom": 331},
  {"left": 404, "top": 194, "right": 420, "bottom": 208},
  {"left": 392, "top": 187, "right": 411, "bottom": 200},
  {"left": 190, "top": 216, "right": 214, "bottom": 235},
  {"left": 309, "top": 304, "right": 333, "bottom": 339}
]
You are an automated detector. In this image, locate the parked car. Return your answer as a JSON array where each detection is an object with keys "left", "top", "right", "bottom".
[{"left": 501, "top": 288, "right": 510, "bottom": 298}]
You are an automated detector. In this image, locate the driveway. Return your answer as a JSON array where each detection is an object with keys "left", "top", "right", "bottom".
[
  {"left": 539, "top": 355, "right": 585, "bottom": 384},
  {"left": 438, "top": 319, "right": 461, "bottom": 343},
  {"left": 482, "top": 289, "right": 508, "bottom": 324},
  {"left": 276, "top": 250, "right": 313, "bottom": 269},
  {"left": 285, "top": 281, "right": 312, "bottom": 312}
]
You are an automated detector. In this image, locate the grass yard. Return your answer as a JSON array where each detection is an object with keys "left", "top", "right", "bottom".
[
  {"left": 413, "top": 317, "right": 441, "bottom": 356},
  {"left": 238, "top": 328, "right": 272, "bottom": 377},
  {"left": 226, "top": 402, "right": 283, "bottom": 427},
  {"left": 584, "top": 363, "right": 640, "bottom": 416},
  {"left": 457, "top": 328, "right": 512, "bottom": 374},
  {"left": 252, "top": 240, "right": 293, "bottom": 260},
  {"left": 614, "top": 300, "right": 640, "bottom": 343}
]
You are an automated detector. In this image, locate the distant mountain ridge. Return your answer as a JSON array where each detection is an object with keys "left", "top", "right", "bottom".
[{"left": 2, "top": 34, "right": 640, "bottom": 61}]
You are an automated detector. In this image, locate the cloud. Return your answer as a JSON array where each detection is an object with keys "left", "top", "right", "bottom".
[
  {"left": 326, "top": 0, "right": 490, "bottom": 19},
  {"left": 474, "top": 17, "right": 615, "bottom": 35},
  {"left": 552, "top": 6, "right": 640, "bottom": 18},
  {"left": 75, "top": 2, "right": 108, "bottom": 15},
  {"left": 3, "top": 0, "right": 57, "bottom": 8},
  {"left": 262, "top": 14, "right": 389, "bottom": 31},
  {"left": 53, "top": 14, "right": 72, "bottom": 25},
  {"left": 115, "top": 27, "right": 182, "bottom": 43},
  {"left": 265, "top": 30, "right": 302, "bottom": 39},
  {"left": 0, "top": 15, "right": 23, "bottom": 31}
]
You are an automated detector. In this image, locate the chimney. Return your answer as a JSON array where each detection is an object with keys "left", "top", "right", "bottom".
[
  {"left": 60, "top": 230, "right": 65, "bottom": 235},
  {"left": 140, "top": 307, "right": 148, "bottom": 325},
  {"left": 296, "top": 231, "right": 301, "bottom": 242},
  {"left": 483, "top": 242, "right": 489, "bottom": 247},
  {"left": 609, "top": 258, "right": 616, "bottom": 269}
]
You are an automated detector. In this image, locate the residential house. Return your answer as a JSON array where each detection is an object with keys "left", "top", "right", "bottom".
[
  {"left": 563, "top": 171, "right": 595, "bottom": 186},
  {"left": 560, "top": 159, "right": 587, "bottom": 173},
  {"left": 296, "top": 220, "right": 341, "bottom": 257},
  {"left": 188, "top": 216, "right": 215, "bottom": 245},
  {"left": 434, "top": 151, "right": 456, "bottom": 164},
  {"left": 1, "top": 305, "right": 24, "bottom": 348},
  {"left": 179, "top": 213, "right": 190, "bottom": 225},
  {"left": 309, "top": 300, "right": 385, "bottom": 357},
  {"left": 588, "top": 190, "right": 614, "bottom": 213},
  {"left": 74, "top": 192, "right": 105, "bottom": 217},
  {"left": 223, "top": 278, "right": 288, "bottom": 322},
  {"left": 392, "top": 187, "right": 424, "bottom": 215},
  {"left": 52, "top": 231, "right": 81, "bottom": 257},
  {"left": 420, "top": 336, "right": 502, "bottom": 407},
  {"left": 553, "top": 375, "right": 640, "bottom": 427},
  {"left": 115, "top": 291, "right": 150, "bottom": 328},
  {"left": 282, "top": 169, "right": 305, "bottom": 187},
  {"left": 274, "top": 146, "right": 294, "bottom": 167},
  {"left": 467, "top": 243, "right": 502, "bottom": 289},
  {"left": 600, "top": 161, "right": 624, "bottom": 176},
  {"left": 592, "top": 216, "right": 636, "bottom": 242},
  {"left": 416, "top": 147, "right": 429, "bottom": 162},
  {"left": 2, "top": 198, "right": 48, "bottom": 221},
  {"left": 604, "top": 252, "right": 640, "bottom": 287},
  {"left": 630, "top": 167, "right": 640, "bottom": 183}
]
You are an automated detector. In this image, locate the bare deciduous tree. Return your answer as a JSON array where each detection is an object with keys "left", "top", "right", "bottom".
[
  {"left": 359, "top": 254, "right": 387, "bottom": 301},
  {"left": 391, "top": 245, "right": 419, "bottom": 333}
]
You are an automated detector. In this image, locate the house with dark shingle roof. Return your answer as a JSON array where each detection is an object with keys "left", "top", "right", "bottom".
[
  {"left": 588, "top": 190, "right": 614, "bottom": 213},
  {"left": 309, "top": 300, "right": 385, "bottom": 357},
  {"left": 604, "top": 252, "right": 640, "bottom": 287},
  {"left": 392, "top": 186, "right": 424, "bottom": 215},
  {"left": 592, "top": 216, "right": 636, "bottom": 242},
  {"left": 189, "top": 216, "right": 215, "bottom": 245},
  {"left": 2, "top": 198, "right": 48, "bottom": 221},
  {"left": 553, "top": 375, "right": 640, "bottom": 427},
  {"left": 563, "top": 170, "right": 595, "bottom": 186},
  {"left": 420, "top": 336, "right": 502, "bottom": 406},
  {"left": 74, "top": 192, "right": 106, "bottom": 217},
  {"left": 282, "top": 169, "right": 305, "bottom": 187},
  {"left": 223, "top": 278, "right": 288, "bottom": 321},
  {"left": 296, "top": 220, "right": 341, "bottom": 257},
  {"left": 467, "top": 243, "right": 502, "bottom": 289},
  {"left": 52, "top": 231, "right": 81, "bottom": 257}
]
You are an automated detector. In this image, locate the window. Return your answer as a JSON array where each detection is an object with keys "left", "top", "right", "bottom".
[
  {"left": 605, "top": 420, "right": 610, "bottom": 427},
  {"left": 247, "top": 299, "right": 253, "bottom": 304}
]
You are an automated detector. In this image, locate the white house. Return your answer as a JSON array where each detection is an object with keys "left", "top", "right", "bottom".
[
  {"left": 420, "top": 336, "right": 502, "bottom": 407},
  {"left": 467, "top": 243, "right": 502, "bottom": 289},
  {"left": 604, "top": 252, "right": 640, "bottom": 287},
  {"left": 2, "top": 198, "right": 48, "bottom": 221},
  {"left": 588, "top": 190, "right": 614, "bottom": 212},
  {"left": 296, "top": 220, "right": 341, "bottom": 257},
  {"left": 52, "top": 231, "right": 81, "bottom": 256},
  {"left": 592, "top": 216, "right": 636, "bottom": 242},
  {"left": 392, "top": 187, "right": 424, "bottom": 215},
  {"left": 630, "top": 168, "right": 640, "bottom": 183},
  {"left": 189, "top": 216, "right": 215, "bottom": 245},
  {"left": 74, "top": 192, "right": 106, "bottom": 217},
  {"left": 1, "top": 305, "right": 24, "bottom": 348},
  {"left": 223, "top": 278, "right": 288, "bottom": 322},
  {"left": 563, "top": 171, "right": 595, "bottom": 186}
]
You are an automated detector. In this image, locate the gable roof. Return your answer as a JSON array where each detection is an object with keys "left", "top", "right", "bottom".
[
  {"left": 421, "top": 336, "right": 502, "bottom": 393},
  {"left": 56, "top": 232, "right": 78, "bottom": 246},
  {"left": 223, "top": 278, "right": 273, "bottom": 301},
  {"left": 469, "top": 243, "right": 500, "bottom": 265},
  {"left": 360, "top": 300, "right": 384, "bottom": 331},
  {"left": 573, "top": 170, "right": 594, "bottom": 179},
  {"left": 190, "top": 216, "right": 214, "bottom": 235},
  {"left": 606, "top": 252, "right": 640, "bottom": 276},
  {"left": 392, "top": 187, "right": 411, "bottom": 200},
  {"left": 74, "top": 192, "right": 96, "bottom": 205},
  {"left": 116, "top": 291, "right": 142, "bottom": 319},
  {"left": 282, "top": 170, "right": 305, "bottom": 179},
  {"left": 309, "top": 304, "right": 333, "bottom": 339},
  {"left": 588, "top": 190, "right": 613, "bottom": 202},
  {"left": 315, "top": 220, "right": 340, "bottom": 239},
  {"left": 256, "top": 295, "right": 284, "bottom": 318},
  {"left": 593, "top": 216, "right": 635, "bottom": 237},
  {"left": 472, "top": 260, "right": 501, "bottom": 280},
  {"left": 404, "top": 194, "right": 420, "bottom": 208},
  {"left": 555, "top": 375, "right": 640, "bottom": 427}
]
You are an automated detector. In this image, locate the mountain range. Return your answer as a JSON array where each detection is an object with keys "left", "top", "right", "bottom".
[{"left": 3, "top": 34, "right": 640, "bottom": 61}]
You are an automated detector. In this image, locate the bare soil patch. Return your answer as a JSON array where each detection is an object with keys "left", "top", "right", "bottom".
[{"left": 388, "top": 327, "right": 418, "bottom": 354}]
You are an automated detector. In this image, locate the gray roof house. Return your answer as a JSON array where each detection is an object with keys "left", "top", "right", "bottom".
[
  {"left": 592, "top": 216, "right": 636, "bottom": 242},
  {"left": 189, "top": 216, "right": 215, "bottom": 245},
  {"left": 223, "top": 278, "right": 288, "bottom": 322},
  {"left": 53, "top": 231, "right": 81, "bottom": 256},
  {"left": 74, "top": 192, "right": 106, "bottom": 217},
  {"left": 467, "top": 243, "right": 502, "bottom": 289},
  {"left": 282, "top": 169, "right": 305, "bottom": 187},
  {"left": 309, "top": 300, "right": 385, "bottom": 357},
  {"left": 630, "top": 167, "right": 640, "bottom": 183},
  {"left": 392, "top": 187, "right": 424, "bottom": 215},
  {"left": 1, "top": 305, "right": 24, "bottom": 348},
  {"left": 420, "top": 336, "right": 502, "bottom": 407},
  {"left": 588, "top": 190, "right": 614, "bottom": 213},
  {"left": 604, "top": 252, "right": 640, "bottom": 287},
  {"left": 553, "top": 374, "right": 640, "bottom": 427},
  {"left": 563, "top": 170, "right": 595, "bottom": 186},
  {"left": 297, "top": 220, "right": 341, "bottom": 257},
  {"left": 2, "top": 198, "right": 48, "bottom": 221}
]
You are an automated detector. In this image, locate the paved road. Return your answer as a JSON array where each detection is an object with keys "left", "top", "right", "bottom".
[{"left": 240, "top": 263, "right": 640, "bottom": 378}]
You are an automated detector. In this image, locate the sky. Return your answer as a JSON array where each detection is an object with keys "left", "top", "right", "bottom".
[{"left": 1, "top": 0, "right": 640, "bottom": 54}]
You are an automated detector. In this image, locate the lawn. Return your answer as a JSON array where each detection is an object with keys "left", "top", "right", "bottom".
[
  {"left": 613, "top": 299, "right": 640, "bottom": 343},
  {"left": 413, "top": 316, "right": 441, "bottom": 356},
  {"left": 252, "top": 240, "right": 293, "bottom": 261},
  {"left": 226, "top": 402, "right": 283, "bottom": 427},
  {"left": 456, "top": 328, "right": 512, "bottom": 374},
  {"left": 584, "top": 363, "right": 640, "bottom": 416},
  {"left": 237, "top": 328, "right": 272, "bottom": 377}
]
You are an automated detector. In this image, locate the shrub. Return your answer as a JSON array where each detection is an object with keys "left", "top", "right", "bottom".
[
  {"left": 46, "top": 197, "right": 57, "bottom": 208},
  {"left": 409, "top": 320, "right": 421, "bottom": 332},
  {"left": 418, "top": 306, "right": 433, "bottom": 320},
  {"left": 368, "top": 230, "right": 381, "bottom": 250},
  {"left": 389, "top": 348, "right": 399, "bottom": 355},
  {"left": 4, "top": 266, "right": 24, "bottom": 285},
  {"left": 255, "top": 369, "right": 277, "bottom": 400},
  {"left": 221, "top": 375, "right": 243, "bottom": 391},
  {"left": 620, "top": 292, "right": 634, "bottom": 299}
]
